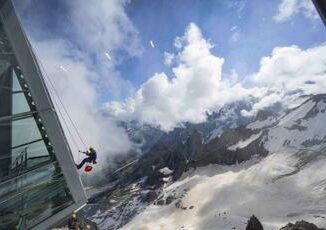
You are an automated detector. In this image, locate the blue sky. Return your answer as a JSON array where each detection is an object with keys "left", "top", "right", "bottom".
[
  {"left": 12, "top": 0, "right": 326, "bottom": 150},
  {"left": 15, "top": 0, "right": 326, "bottom": 99},
  {"left": 121, "top": 0, "right": 325, "bottom": 88}
]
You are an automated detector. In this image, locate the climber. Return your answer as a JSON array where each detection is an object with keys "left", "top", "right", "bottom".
[
  {"left": 67, "top": 213, "right": 80, "bottom": 230},
  {"left": 76, "top": 146, "right": 97, "bottom": 170}
]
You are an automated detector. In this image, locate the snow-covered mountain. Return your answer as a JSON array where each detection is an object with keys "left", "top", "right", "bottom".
[
  {"left": 119, "top": 121, "right": 164, "bottom": 153},
  {"left": 261, "top": 94, "right": 326, "bottom": 152},
  {"left": 123, "top": 149, "right": 326, "bottom": 229},
  {"left": 120, "top": 98, "right": 256, "bottom": 154},
  {"left": 82, "top": 94, "right": 326, "bottom": 230},
  {"left": 199, "top": 94, "right": 326, "bottom": 166},
  {"left": 121, "top": 94, "right": 326, "bottom": 230}
]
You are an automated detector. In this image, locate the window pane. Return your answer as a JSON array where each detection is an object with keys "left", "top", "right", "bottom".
[
  {"left": 11, "top": 140, "right": 51, "bottom": 170},
  {"left": 0, "top": 163, "right": 74, "bottom": 229},
  {"left": 12, "top": 69, "right": 21, "bottom": 92},
  {"left": 12, "top": 92, "right": 30, "bottom": 114},
  {"left": 0, "top": 115, "right": 52, "bottom": 180},
  {"left": 0, "top": 9, "right": 82, "bottom": 230},
  {"left": 12, "top": 117, "right": 43, "bottom": 147},
  {"left": 12, "top": 69, "right": 32, "bottom": 114}
]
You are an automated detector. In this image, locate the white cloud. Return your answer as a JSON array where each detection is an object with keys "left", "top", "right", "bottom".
[
  {"left": 107, "top": 23, "right": 325, "bottom": 129},
  {"left": 227, "top": 0, "right": 247, "bottom": 18},
  {"left": 32, "top": 39, "right": 132, "bottom": 170},
  {"left": 241, "top": 90, "right": 283, "bottom": 117},
  {"left": 15, "top": 0, "right": 325, "bottom": 144},
  {"left": 45, "top": 2, "right": 324, "bottom": 135},
  {"left": 164, "top": 52, "right": 175, "bottom": 66},
  {"left": 231, "top": 26, "right": 238, "bottom": 31},
  {"left": 105, "top": 23, "right": 253, "bottom": 131},
  {"left": 14, "top": 0, "right": 142, "bottom": 172},
  {"left": 226, "top": 69, "right": 239, "bottom": 85},
  {"left": 242, "top": 88, "right": 307, "bottom": 117},
  {"left": 242, "top": 43, "right": 326, "bottom": 116},
  {"left": 274, "top": 0, "right": 318, "bottom": 22},
  {"left": 252, "top": 44, "right": 326, "bottom": 94},
  {"left": 63, "top": 0, "right": 142, "bottom": 98},
  {"left": 174, "top": 36, "right": 183, "bottom": 49},
  {"left": 67, "top": 0, "right": 143, "bottom": 58},
  {"left": 229, "top": 26, "right": 241, "bottom": 43}
]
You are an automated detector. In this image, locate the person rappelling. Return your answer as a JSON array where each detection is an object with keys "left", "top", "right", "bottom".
[{"left": 76, "top": 146, "right": 97, "bottom": 170}]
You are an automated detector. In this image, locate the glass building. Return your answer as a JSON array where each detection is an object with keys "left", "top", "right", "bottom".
[{"left": 0, "top": 0, "right": 87, "bottom": 229}]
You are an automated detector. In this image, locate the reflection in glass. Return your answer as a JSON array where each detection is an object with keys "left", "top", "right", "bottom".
[
  {"left": 0, "top": 115, "right": 51, "bottom": 179},
  {"left": 12, "top": 92, "right": 30, "bottom": 114},
  {"left": 0, "top": 163, "right": 73, "bottom": 229},
  {"left": 0, "top": 14, "right": 76, "bottom": 230}
]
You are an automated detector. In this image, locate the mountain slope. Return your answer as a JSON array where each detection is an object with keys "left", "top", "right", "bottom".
[
  {"left": 122, "top": 94, "right": 326, "bottom": 230},
  {"left": 262, "top": 94, "right": 326, "bottom": 152},
  {"left": 123, "top": 149, "right": 326, "bottom": 230},
  {"left": 83, "top": 94, "right": 326, "bottom": 230}
]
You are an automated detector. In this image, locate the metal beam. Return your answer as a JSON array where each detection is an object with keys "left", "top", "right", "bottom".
[
  {"left": 312, "top": 0, "right": 326, "bottom": 26},
  {"left": 11, "top": 138, "right": 43, "bottom": 150},
  {"left": 0, "top": 110, "right": 36, "bottom": 122},
  {"left": 0, "top": 66, "right": 12, "bottom": 178},
  {"left": 0, "top": 0, "right": 87, "bottom": 225}
]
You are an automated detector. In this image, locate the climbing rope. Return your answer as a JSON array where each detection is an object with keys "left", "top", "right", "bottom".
[
  {"left": 33, "top": 52, "right": 92, "bottom": 185},
  {"left": 35, "top": 51, "right": 145, "bottom": 186},
  {"left": 36, "top": 55, "right": 87, "bottom": 149},
  {"left": 35, "top": 55, "right": 83, "bottom": 151}
]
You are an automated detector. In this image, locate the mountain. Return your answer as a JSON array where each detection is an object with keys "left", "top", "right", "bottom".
[
  {"left": 124, "top": 94, "right": 326, "bottom": 229},
  {"left": 82, "top": 94, "right": 326, "bottom": 230},
  {"left": 119, "top": 98, "right": 255, "bottom": 154},
  {"left": 199, "top": 94, "right": 326, "bottom": 166},
  {"left": 116, "top": 93, "right": 326, "bottom": 189},
  {"left": 118, "top": 120, "right": 164, "bottom": 153},
  {"left": 261, "top": 94, "right": 326, "bottom": 152}
]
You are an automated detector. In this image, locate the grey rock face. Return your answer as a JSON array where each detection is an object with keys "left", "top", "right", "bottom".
[
  {"left": 246, "top": 215, "right": 264, "bottom": 230},
  {"left": 279, "top": 220, "right": 325, "bottom": 230},
  {"left": 198, "top": 126, "right": 267, "bottom": 166},
  {"left": 183, "top": 130, "right": 203, "bottom": 160},
  {"left": 140, "top": 190, "right": 159, "bottom": 203}
]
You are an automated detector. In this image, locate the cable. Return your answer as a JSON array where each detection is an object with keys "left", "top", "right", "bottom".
[
  {"left": 34, "top": 54, "right": 87, "bottom": 150},
  {"left": 111, "top": 159, "right": 139, "bottom": 174},
  {"left": 35, "top": 55, "right": 91, "bottom": 185},
  {"left": 34, "top": 55, "right": 80, "bottom": 152},
  {"left": 52, "top": 92, "right": 80, "bottom": 152}
]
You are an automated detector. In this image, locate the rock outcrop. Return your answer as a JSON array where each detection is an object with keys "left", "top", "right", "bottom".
[
  {"left": 280, "top": 220, "right": 325, "bottom": 230},
  {"left": 246, "top": 215, "right": 264, "bottom": 230},
  {"left": 245, "top": 216, "right": 325, "bottom": 230}
]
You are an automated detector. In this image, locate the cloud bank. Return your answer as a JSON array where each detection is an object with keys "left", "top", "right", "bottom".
[
  {"left": 34, "top": 40, "right": 132, "bottom": 157},
  {"left": 252, "top": 44, "right": 326, "bottom": 94},
  {"left": 105, "top": 23, "right": 255, "bottom": 131},
  {"left": 15, "top": 0, "right": 326, "bottom": 152},
  {"left": 14, "top": 0, "right": 143, "bottom": 168},
  {"left": 106, "top": 22, "right": 326, "bottom": 130},
  {"left": 241, "top": 43, "right": 326, "bottom": 116},
  {"left": 274, "top": 0, "right": 318, "bottom": 22}
]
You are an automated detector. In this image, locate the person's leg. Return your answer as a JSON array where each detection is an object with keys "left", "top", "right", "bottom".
[{"left": 76, "top": 157, "right": 92, "bottom": 169}]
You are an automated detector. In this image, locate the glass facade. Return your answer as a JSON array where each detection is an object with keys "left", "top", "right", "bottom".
[{"left": 0, "top": 11, "right": 74, "bottom": 230}]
